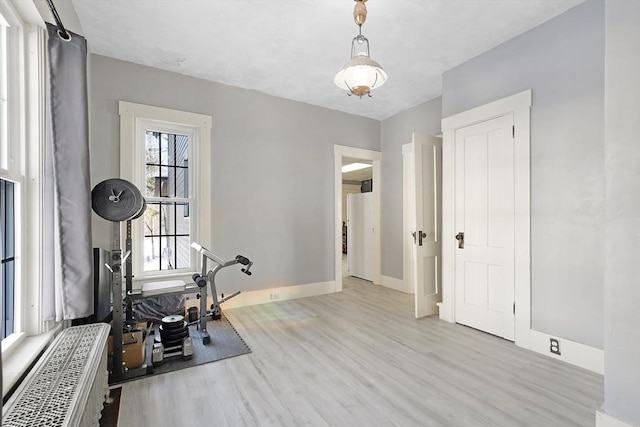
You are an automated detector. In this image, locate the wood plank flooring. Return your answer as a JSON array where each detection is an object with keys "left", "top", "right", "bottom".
[{"left": 117, "top": 277, "right": 603, "bottom": 426}]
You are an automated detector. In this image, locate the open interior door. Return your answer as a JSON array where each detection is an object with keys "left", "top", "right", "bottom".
[
  {"left": 347, "top": 192, "right": 374, "bottom": 281},
  {"left": 409, "top": 133, "right": 442, "bottom": 318}
]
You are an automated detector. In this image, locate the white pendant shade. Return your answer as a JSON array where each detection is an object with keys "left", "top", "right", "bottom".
[
  {"left": 334, "top": 55, "right": 387, "bottom": 97},
  {"left": 334, "top": 1, "right": 387, "bottom": 98}
]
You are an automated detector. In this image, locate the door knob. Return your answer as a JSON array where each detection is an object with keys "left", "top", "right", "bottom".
[
  {"left": 455, "top": 232, "right": 464, "bottom": 249},
  {"left": 418, "top": 231, "right": 427, "bottom": 246}
]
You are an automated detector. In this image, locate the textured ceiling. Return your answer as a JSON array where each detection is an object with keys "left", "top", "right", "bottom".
[{"left": 71, "top": 0, "right": 584, "bottom": 120}]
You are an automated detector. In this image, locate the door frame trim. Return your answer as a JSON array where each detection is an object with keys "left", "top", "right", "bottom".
[
  {"left": 440, "top": 90, "right": 531, "bottom": 348},
  {"left": 334, "top": 145, "right": 381, "bottom": 292}
]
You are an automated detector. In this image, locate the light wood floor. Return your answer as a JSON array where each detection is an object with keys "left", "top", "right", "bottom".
[{"left": 117, "top": 277, "right": 603, "bottom": 427}]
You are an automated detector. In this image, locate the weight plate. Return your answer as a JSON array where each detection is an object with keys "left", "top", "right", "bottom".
[
  {"left": 159, "top": 324, "right": 182, "bottom": 333},
  {"left": 131, "top": 198, "right": 147, "bottom": 220},
  {"left": 159, "top": 325, "right": 188, "bottom": 339},
  {"left": 161, "top": 330, "right": 189, "bottom": 341},
  {"left": 161, "top": 330, "right": 189, "bottom": 344},
  {"left": 161, "top": 318, "right": 186, "bottom": 331},
  {"left": 161, "top": 314, "right": 184, "bottom": 324},
  {"left": 92, "top": 179, "right": 145, "bottom": 222},
  {"left": 160, "top": 321, "right": 187, "bottom": 331},
  {"left": 161, "top": 315, "right": 184, "bottom": 329},
  {"left": 160, "top": 325, "right": 188, "bottom": 337}
]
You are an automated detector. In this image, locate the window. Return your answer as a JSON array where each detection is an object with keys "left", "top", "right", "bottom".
[
  {"left": 1, "top": 5, "right": 23, "bottom": 343},
  {"left": 119, "top": 102, "right": 212, "bottom": 282},
  {"left": 1, "top": 21, "right": 8, "bottom": 171},
  {"left": 1, "top": 0, "right": 46, "bottom": 349},
  {"left": 143, "top": 131, "right": 191, "bottom": 272},
  {"left": 1, "top": 178, "right": 15, "bottom": 338}
]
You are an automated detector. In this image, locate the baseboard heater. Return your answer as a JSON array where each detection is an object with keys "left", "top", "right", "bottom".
[{"left": 2, "top": 323, "right": 111, "bottom": 427}]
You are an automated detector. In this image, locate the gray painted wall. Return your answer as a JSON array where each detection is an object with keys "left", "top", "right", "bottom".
[
  {"left": 442, "top": 1, "right": 605, "bottom": 348},
  {"left": 380, "top": 97, "right": 442, "bottom": 279},
  {"left": 603, "top": 0, "right": 640, "bottom": 424},
  {"left": 89, "top": 54, "right": 380, "bottom": 295}
]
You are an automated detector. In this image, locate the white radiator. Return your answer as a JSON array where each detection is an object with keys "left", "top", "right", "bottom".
[{"left": 2, "top": 323, "right": 111, "bottom": 427}]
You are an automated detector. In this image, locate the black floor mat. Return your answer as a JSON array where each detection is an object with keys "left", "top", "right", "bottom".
[
  {"left": 110, "top": 314, "right": 251, "bottom": 384},
  {"left": 146, "top": 314, "right": 251, "bottom": 376}
]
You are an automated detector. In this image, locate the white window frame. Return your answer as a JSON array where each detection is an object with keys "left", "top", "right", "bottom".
[
  {"left": 1, "top": 0, "right": 46, "bottom": 355},
  {"left": 0, "top": 4, "right": 25, "bottom": 194},
  {"left": 119, "top": 101, "right": 212, "bottom": 285},
  {"left": 0, "top": 17, "right": 10, "bottom": 172},
  {"left": 1, "top": 5, "right": 24, "bottom": 347}
]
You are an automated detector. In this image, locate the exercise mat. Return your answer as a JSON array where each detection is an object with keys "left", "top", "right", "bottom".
[
  {"left": 149, "top": 314, "right": 251, "bottom": 376},
  {"left": 113, "top": 314, "right": 251, "bottom": 384}
]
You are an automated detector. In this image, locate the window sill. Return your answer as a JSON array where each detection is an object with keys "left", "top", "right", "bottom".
[
  {"left": 1, "top": 332, "right": 26, "bottom": 356},
  {"left": 2, "top": 327, "right": 60, "bottom": 399}
]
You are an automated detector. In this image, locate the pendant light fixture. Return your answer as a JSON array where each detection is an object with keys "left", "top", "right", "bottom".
[{"left": 334, "top": 0, "right": 387, "bottom": 97}]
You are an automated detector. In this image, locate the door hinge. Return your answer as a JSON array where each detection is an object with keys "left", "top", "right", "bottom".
[{"left": 512, "top": 125, "right": 515, "bottom": 138}]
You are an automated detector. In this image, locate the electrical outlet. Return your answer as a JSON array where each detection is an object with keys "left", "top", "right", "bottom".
[
  {"left": 550, "top": 338, "right": 561, "bottom": 355},
  {"left": 270, "top": 293, "right": 279, "bottom": 300}
]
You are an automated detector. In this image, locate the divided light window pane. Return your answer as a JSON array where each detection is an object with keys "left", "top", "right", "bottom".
[
  {"left": 143, "top": 130, "right": 190, "bottom": 272},
  {"left": 1, "top": 178, "right": 15, "bottom": 338}
]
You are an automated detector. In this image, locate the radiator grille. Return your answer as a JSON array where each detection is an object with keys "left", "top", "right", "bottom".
[{"left": 3, "top": 323, "right": 110, "bottom": 427}]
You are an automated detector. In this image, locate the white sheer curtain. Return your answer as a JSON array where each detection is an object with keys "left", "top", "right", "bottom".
[{"left": 42, "top": 23, "right": 93, "bottom": 321}]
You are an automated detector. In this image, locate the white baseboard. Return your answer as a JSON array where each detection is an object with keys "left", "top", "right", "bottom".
[
  {"left": 220, "top": 281, "right": 336, "bottom": 309},
  {"left": 529, "top": 329, "right": 604, "bottom": 374},
  {"left": 596, "top": 410, "right": 637, "bottom": 427},
  {"left": 380, "top": 275, "right": 412, "bottom": 294}
]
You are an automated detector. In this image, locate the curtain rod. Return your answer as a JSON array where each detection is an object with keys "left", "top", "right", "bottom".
[{"left": 45, "top": 0, "right": 71, "bottom": 41}]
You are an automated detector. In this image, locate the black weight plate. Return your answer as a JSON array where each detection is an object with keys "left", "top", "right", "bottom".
[
  {"left": 92, "top": 179, "right": 144, "bottom": 222},
  {"left": 161, "top": 314, "right": 184, "bottom": 324},
  {"left": 160, "top": 330, "right": 187, "bottom": 340},
  {"left": 161, "top": 315, "right": 184, "bottom": 329},
  {"left": 159, "top": 327, "right": 188, "bottom": 340},
  {"left": 160, "top": 326, "right": 189, "bottom": 339},
  {"left": 161, "top": 331, "right": 189, "bottom": 346},
  {"left": 160, "top": 322, "right": 187, "bottom": 332},
  {"left": 161, "top": 325, "right": 185, "bottom": 335},
  {"left": 164, "top": 325, "right": 185, "bottom": 334},
  {"left": 161, "top": 319, "right": 186, "bottom": 331},
  {"left": 131, "top": 198, "right": 147, "bottom": 220}
]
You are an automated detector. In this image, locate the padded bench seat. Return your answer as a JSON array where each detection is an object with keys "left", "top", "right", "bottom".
[{"left": 141, "top": 280, "right": 186, "bottom": 297}]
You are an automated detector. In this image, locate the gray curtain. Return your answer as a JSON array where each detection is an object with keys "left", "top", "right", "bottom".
[{"left": 43, "top": 23, "right": 93, "bottom": 321}]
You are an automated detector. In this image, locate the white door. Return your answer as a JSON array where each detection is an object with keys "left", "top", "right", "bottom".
[
  {"left": 405, "top": 133, "right": 442, "bottom": 318},
  {"left": 454, "top": 114, "right": 515, "bottom": 340},
  {"left": 347, "top": 192, "right": 373, "bottom": 281}
]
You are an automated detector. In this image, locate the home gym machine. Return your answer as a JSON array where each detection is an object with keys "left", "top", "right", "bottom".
[
  {"left": 92, "top": 178, "right": 151, "bottom": 382},
  {"left": 190, "top": 242, "right": 252, "bottom": 344},
  {"left": 143, "top": 243, "right": 252, "bottom": 365},
  {"left": 91, "top": 178, "right": 254, "bottom": 382}
]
